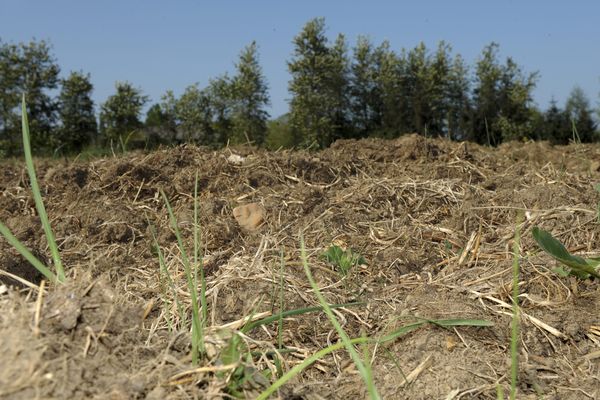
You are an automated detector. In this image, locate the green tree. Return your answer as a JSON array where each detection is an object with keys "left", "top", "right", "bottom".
[
  {"left": 446, "top": 54, "right": 471, "bottom": 140},
  {"left": 429, "top": 41, "right": 453, "bottom": 136},
  {"left": 540, "top": 99, "right": 570, "bottom": 144},
  {"left": 265, "top": 113, "right": 295, "bottom": 150},
  {"left": 373, "top": 42, "right": 405, "bottom": 137},
  {"left": 230, "top": 41, "right": 270, "bottom": 145},
  {"left": 0, "top": 40, "right": 21, "bottom": 156},
  {"left": 207, "top": 75, "right": 234, "bottom": 146},
  {"left": 350, "top": 36, "right": 377, "bottom": 137},
  {"left": 405, "top": 42, "right": 432, "bottom": 135},
  {"left": 145, "top": 104, "right": 167, "bottom": 128},
  {"left": 57, "top": 71, "right": 97, "bottom": 153},
  {"left": 144, "top": 91, "right": 178, "bottom": 147},
  {"left": 472, "top": 43, "right": 537, "bottom": 144},
  {"left": 494, "top": 57, "right": 538, "bottom": 141},
  {"left": 472, "top": 43, "right": 503, "bottom": 144},
  {"left": 565, "top": 86, "right": 597, "bottom": 142},
  {"left": 329, "top": 33, "right": 352, "bottom": 141},
  {"left": 99, "top": 81, "right": 148, "bottom": 145},
  {"left": 0, "top": 39, "right": 60, "bottom": 155},
  {"left": 175, "top": 83, "right": 214, "bottom": 144},
  {"left": 288, "top": 17, "right": 351, "bottom": 148}
]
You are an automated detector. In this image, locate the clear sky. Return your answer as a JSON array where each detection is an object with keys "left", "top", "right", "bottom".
[{"left": 1, "top": 1, "right": 599, "bottom": 118}]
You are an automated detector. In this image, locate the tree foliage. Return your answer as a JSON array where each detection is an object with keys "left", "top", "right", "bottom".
[
  {"left": 230, "top": 41, "right": 270, "bottom": 145},
  {"left": 0, "top": 39, "right": 60, "bottom": 155},
  {"left": 2, "top": 28, "right": 599, "bottom": 159},
  {"left": 565, "top": 86, "right": 597, "bottom": 143},
  {"left": 99, "top": 81, "right": 148, "bottom": 145},
  {"left": 174, "top": 83, "right": 214, "bottom": 144},
  {"left": 288, "top": 18, "right": 351, "bottom": 148},
  {"left": 471, "top": 43, "right": 539, "bottom": 144},
  {"left": 57, "top": 71, "right": 97, "bottom": 152}
]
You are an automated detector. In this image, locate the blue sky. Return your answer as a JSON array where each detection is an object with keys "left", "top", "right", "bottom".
[{"left": 1, "top": 1, "right": 599, "bottom": 118}]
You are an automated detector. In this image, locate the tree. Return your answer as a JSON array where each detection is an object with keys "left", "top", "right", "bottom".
[
  {"left": 429, "top": 41, "right": 453, "bottom": 136},
  {"left": 265, "top": 113, "right": 295, "bottom": 150},
  {"left": 0, "top": 40, "right": 21, "bottom": 156},
  {"left": 329, "top": 33, "right": 352, "bottom": 141},
  {"left": 230, "top": 41, "right": 270, "bottom": 145},
  {"left": 207, "top": 75, "right": 234, "bottom": 146},
  {"left": 350, "top": 36, "right": 377, "bottom": 137},
  {"left": 446, "top": 54, "right": 471, "bottom": 140},
  {"left": 540, "top": 98, "right": 570, "bottom": 144},
  {"left": 144, "top": 91, "right": 178, "bottom": 147},
  {"left": 494, "top": 57, "right": 538, "bottom": 141},
  {"left": 175, "top": 83, "right": 214, "bottom": 144},
  {"left": 145, "top": 104, "right": 167, "bottom": 128},
  {"left": 472, "top": 43, "right": 538, "bottom": 144},
  {"left": 565, "top": 86, "right": 597, "bottom": 142},
  {"left": 99, "top": 81, "right": 148, "bottom": 145},
  {"left": 57, "top": 71, "right": 97, "bottom": 152},
  {"left": 287, "top": 17, "right": 351, "bottom": 148},
  {"left": 373, "top": 42, "right": 405, "bottom": 138},
  {"left": 0, "top": 39, "right": 60, "bottom": 155},
  {"left": 472, "top": 43, "right": 503, "bottom": 144},
  {"left": 405, "top": 42, "right": 433, "bottom": 135}
]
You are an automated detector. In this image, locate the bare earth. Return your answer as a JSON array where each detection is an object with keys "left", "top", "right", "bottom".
[{"left": 1, "top": 134, "right": 599, "bottom": 399}]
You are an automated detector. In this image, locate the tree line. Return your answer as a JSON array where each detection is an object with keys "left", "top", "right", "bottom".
[{"left": 1, "top": 17, "right": 598, "bottom": 157}]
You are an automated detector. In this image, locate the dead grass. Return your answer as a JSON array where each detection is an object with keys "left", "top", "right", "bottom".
[{"left": 1, "top": 135, "right": 600, "bottom": 399}]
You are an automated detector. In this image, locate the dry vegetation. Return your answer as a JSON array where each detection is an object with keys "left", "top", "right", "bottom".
[{"left": 1, "top": 134, "right": 600, "bottom": 399}]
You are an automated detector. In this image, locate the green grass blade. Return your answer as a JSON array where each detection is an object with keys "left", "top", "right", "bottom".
[
  {"left": 510, "top": 214, "right": 522, "bottom": 400},
  {"left": 532, "top": 227, "right": 600, "bottom": 278},
  {"left": 257, "top": 337, "right": 369, "bottom": 400},
  {"left": 193, "top": 170, "right": 207, "bottom": 354},
  {"left": 258, "top": 314, "right": 493, "bottom": 399},
  {"left": 21, "top": 95, "right": 65, "bottom": 282},
  {"left": 161, "top": 189, "right": 202, "bottom": 364},
  {"left": 147, "top": 221, "right": 186, "bottom": 328},
  {"left": 376, "top": 321, "right": 427, "bottom": 342},
  {"left": 427, "top": 318, "right": 494, "bottom": 327},
  {"left": 277, "top": 248, "right": 285, "bottom": 350},
  {"left": 0, "top": 220, "right": 57, "bottom": 282},
  {"left": 378, "top": 318, "right": 493, "bottom": 343},
  {"left": 241, "top": 302, "right": 365, "bottom": 333},
  {"left": 300, "top": 233, "right": 380, "bottom": 400}
]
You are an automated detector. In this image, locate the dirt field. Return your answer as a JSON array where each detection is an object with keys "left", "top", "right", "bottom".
[{"left": 1, "top": 134, "right": 600, "bottom": 399}]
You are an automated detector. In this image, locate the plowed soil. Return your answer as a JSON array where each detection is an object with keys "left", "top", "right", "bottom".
[{"left": 1, "top": 135, "right": 600, "bottom": 399}]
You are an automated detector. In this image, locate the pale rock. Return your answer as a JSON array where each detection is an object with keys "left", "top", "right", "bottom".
[
  {"left": 233, "top": 203, "right": 265, "bottom": 231},
  {"left": 227, "top": 154, "right": 245, "bottom": 165}
]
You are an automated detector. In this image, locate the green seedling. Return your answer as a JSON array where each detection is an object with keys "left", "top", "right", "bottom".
[
  {"left": 257, "top": 316, "right": 493, "bottom": 400},
  {"left": 594, "top": 184, "right": 600, "bottom": 223},
  {"left": 147, "top": 221, "right": 186, "bottom": 331},
  {"left": 532, "top": 227, "right": 600, "bottom": 279},
  {"left": 510, "top": 214, "right": 522, "bottom": 400},
  {"left": 322, "top": 244, "right": 366, "bottom": 276},
  {"left": 152, "top": 171, "right": 207, "bottom": 363},
  {"left": 0, "top": 95, "right": 65, "bottom": 283},
  {"left": 160, "top": 189, "right": 204, "bottom": 364},
  {"left": 305, "top": 236, "right": 380, "bottom": 400}
]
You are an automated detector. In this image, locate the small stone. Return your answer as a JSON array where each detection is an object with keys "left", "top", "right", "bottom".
[
  {"left": 233, "top": 203, "right": 265, "bottom": 231},
  {"left": 227, "top": 154, "right": 245, "bottom": 165}
]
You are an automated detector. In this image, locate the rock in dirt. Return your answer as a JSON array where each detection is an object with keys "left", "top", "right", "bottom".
[
  {"left": 233, "top": 203, "right": 265, "bottom": 231},
  {"left": 227, "top": 153, "right": 246, "bottom": 165}
]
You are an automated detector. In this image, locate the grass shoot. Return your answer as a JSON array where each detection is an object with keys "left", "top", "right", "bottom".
[
  {"left": 160, "top": 189, "right": 204, "bottom": 364},
  {"left": 532, "top": 226, "right": 600, "bottom": 279},
  {"left": 0, "top": 95, "right": 64, "bottom": 283},
  {"left": 510, "top": 214, "right": 522, "bottom": 400},
  {"left": 322, "top": 244, "right": 366, "bottom": 277},
  {"left": 303, "top": 234, "right": 380, "bottom": 399}
]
